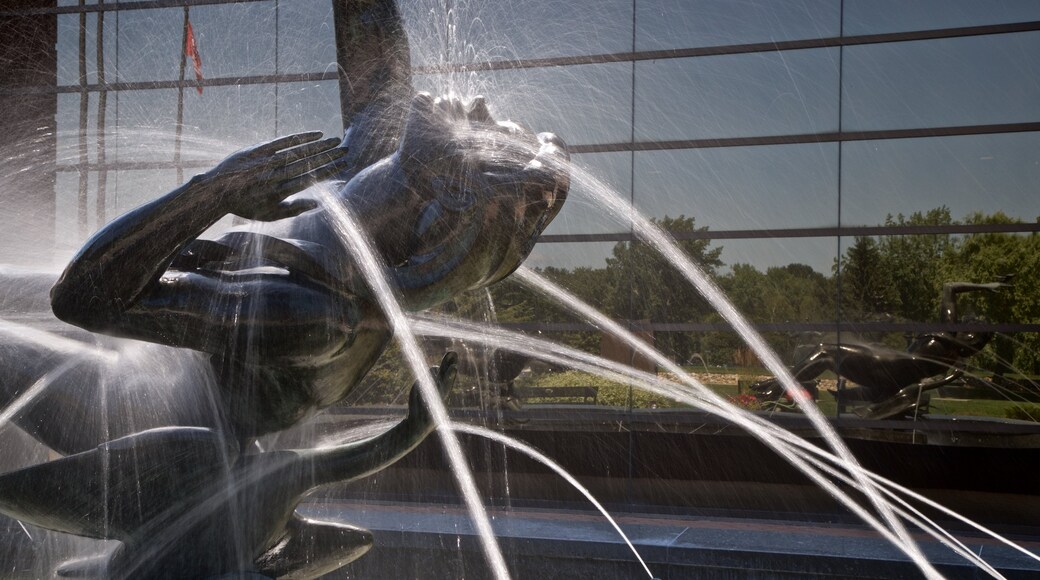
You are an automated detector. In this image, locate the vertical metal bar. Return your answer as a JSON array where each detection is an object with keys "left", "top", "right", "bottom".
[
  {"left": 274, "top": 0, "right": 279, "bottom": 136},
  {"left": 835, "top": 0, "right": 846, "bottom": 417},
  {"left": 625, "top": 0, "right": 638, "bottom": 414},
  {"left": 113, "top": 6, "right": 120, "bottom": 213},
  {"left": 96, "top": 0, "right": 107, "bottom": 226},
  {"left": 174, "top": 6, "right": 189, "bottom": 184},
  {"left": 77, "top": 0, "right": 89, "bottom": 236}
]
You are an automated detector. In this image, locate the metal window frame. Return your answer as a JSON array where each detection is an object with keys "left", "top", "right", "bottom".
[{"left": 7, "top": 2, "right": 1040, "bottom": 336}]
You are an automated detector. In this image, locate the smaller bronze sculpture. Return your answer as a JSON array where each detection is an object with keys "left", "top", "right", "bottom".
[{"left": 750, "top": 279, "right": 1010, "bottom": 419}]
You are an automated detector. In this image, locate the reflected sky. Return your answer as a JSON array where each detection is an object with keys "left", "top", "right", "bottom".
[
  {"left": 43, "top": 0, "right": 1040, "bottom": 275},
  {"left": 635, "top": 144, "right": 838, "bottom": 231},
  {"left": 637, "top": 48, "right": 839, "bottom": 141}
]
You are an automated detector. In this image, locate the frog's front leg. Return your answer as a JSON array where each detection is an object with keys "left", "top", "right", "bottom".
[
  {"left": 257, "top": 353, "right": 458, "bottom": 578},
  {"left": 303, "top": 350, "right": 458, "bottom": 488},
  {"left": 254, "top": 514, "right": 373, "bottom": 580}
]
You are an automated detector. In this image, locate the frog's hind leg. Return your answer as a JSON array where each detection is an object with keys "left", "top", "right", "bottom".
[{"left": 255, "top": 513, "right": 373, "bottom": 580}]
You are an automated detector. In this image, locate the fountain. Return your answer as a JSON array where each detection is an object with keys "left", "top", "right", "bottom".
[{"left": 1, "top": 1, "right": 1039, "bottom": 578}]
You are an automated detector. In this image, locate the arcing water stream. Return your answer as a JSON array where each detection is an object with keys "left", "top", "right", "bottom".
[
  {"left": 315, "top": 184, "right": 512, "bottom": 580},
  {"left": 309, "top": 125, "right": 1038, "bottom": 577},
  {"left": 409, "top": 314, "right": 1035, "bottom": 578},
  {"left": 452, "top": 423, "right": 657, "bottom": 579},
  {"left": 540, "top": 159, "right": 938, "bottom": 576}
]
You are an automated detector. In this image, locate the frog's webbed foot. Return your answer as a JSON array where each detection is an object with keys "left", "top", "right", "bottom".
[
  {"left": 403, "top": 351, "right": 458, "bottom": 437},
  {"left": 255, "top": 513, "right": 372, "bottom": 580}
]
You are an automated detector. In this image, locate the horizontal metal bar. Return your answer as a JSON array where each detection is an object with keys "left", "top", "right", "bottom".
[
  {"left": 0, "top": 10, "right": 1036, "bottom": 91},
  {"left": 500, "top": 321, "right": 1040, "bottom": 334},
  {"left": 47, "top": 120, "right": 1040, "bottom": 171},
  {"left": 412, "top": 21, "right": 1040, "bottom": 74},
  {"left": 569, "top": 122, "right": 1040, "bottom": 154},
  {"left": 3, "top": 72, "right": 337, "bottom": 97},
  {"left": 0, "top": 0, "right": 270, "bottom": 16},
  {"left": 55, "top": 160, "right": 218, "bottom": 172},
  {"left": 538, "top": 222, "right": 1040, "bottom": 243}
]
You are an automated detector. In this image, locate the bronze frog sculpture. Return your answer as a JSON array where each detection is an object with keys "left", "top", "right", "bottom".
[{"left": 0, "top": 90, "right": 568, "bottom": 578}]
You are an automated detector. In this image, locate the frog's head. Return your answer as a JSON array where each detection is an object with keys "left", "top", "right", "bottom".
[{"left": 380, "top": 93, "right": 569, "bottom": 307}]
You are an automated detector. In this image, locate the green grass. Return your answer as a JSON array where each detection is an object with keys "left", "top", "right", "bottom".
[
  {"left": 929, "top": 398, "right": 1040, "bottom": 421},
  {"left": 522, "top": 370, "right": 842, "bottom": 415},
  {"left": 522, "top": 369, "right": 1040, "bottom": 421}
]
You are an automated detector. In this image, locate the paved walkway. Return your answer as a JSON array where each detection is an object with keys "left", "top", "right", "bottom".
[{"left": 303, "top": 500, "right": 1040, "bottom": 579}]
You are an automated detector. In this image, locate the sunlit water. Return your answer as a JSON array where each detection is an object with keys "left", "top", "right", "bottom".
[
  {"left": 315, "top": 184, "right": 512, "bottom": 580},
  {"left": 0, "top": 14, "right": 1035, "bottom": 573},
  {"left": 409, "top": 314, "right": 1035, "bottom": 578},
  {"left": 2, "top": 130, "right": 1032, "bottom": 578},
  {"left": 543, "top": 158, "right": 940, "bottom": 576}
]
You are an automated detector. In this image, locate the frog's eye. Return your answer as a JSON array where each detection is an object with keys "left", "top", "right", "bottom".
[{"left": 431, "top": 175, "right": 476, "bottom": 212}]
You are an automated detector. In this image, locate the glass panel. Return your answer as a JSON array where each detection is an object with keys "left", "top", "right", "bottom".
[
  {"left": 543, "top": 152, "right": 632, "bottom": 236},
  {"left": 56, "top": 13, "right": 95, "bottom": 86},
  {"left": 107, "top": 169, "right": 179, "bottom": 218},
  {"left": 415, "top": 62, "right": 632, "bottom": 146},
  {"left": 105, "top": 4, "right": 276, "bottom": 84},
  {"left": 835, "top": 232, "right": 1040, "bottom": 422},
  {"left": 185, "top": 3, "right": 276, "bottom": 79},
  {"left": 842, "top": 32, "right": 1040, "bottom": 131},
  {"left": 716, "top": 237, "right": 837, "bottom": 283},
  {"left": 525, "top": 241, "right": 616, "bottom": 272},
  {"left": 56, "top": 92, "right": 99, "bottom": 165},
  {"left": 634, "top": 143, "right": 839, "bottom": 231},
  {"left": 636, "top": 48, "right": 839, "bottom": 141},
  {"left": 844, "top": 0, "right": 1040, "bottom": 35},
  {"left": 402, "top": 0, "right": 632, "bottom": 66},
  {"left": 181, "top": 84, "right": 277, "bottom": 157},
  {"left": 276, "top": 80, "right": 342, "bottom": 140},
  {"left": 277, "top": 0, "right": 337, "bottom": 74},
  {"left": 841, "top": 132, "right": 1040, "bottom": 227},
  {"left": 109, "top": 8, "right": 182, "bottom": 83},
  {"left": 53, "top": 170, "right": 78, "bottom": 247},
  {"left": 636, "top": 0, "right": 840, "bottom": 51},
  {"left": 109, "top": 89, "right": 177, "bottom": 163}
]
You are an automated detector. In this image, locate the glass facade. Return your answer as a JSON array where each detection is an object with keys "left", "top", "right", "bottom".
[
  {"left": 2, "top": 0, "right": 1040, "bottom": 455},
  {"left": 2, "top": 1, "right": 1040, "bottom": 576},
  {"left": 1, "top": 0, "right": 1037, "bottom": 424}
]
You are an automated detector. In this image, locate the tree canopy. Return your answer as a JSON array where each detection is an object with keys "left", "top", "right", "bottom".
[{"left": 469, "top": 208, "right": 1039, "bottom": 375}]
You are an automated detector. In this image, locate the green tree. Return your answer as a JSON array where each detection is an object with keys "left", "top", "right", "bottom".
[
  {"left": 838, "top": 236, "right": 900, "bottom": 319},
  {"left": 877, "top": 207, "right": 957, "bottom": 322},
  {"left": 943, "top": 212, "right": 1040, "bottom": 375},
  {"left": 603, "top": 215, "right": 723, "bottom": 361}
]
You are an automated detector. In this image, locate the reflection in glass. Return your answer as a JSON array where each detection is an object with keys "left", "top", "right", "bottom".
[
  {"left": 843, "top": 32, "right": 1040, "bottom": 131},
  {"left": 403, "top": 0, "right": 632, "bottom": 65},
  {"left": 636, "top": 49, "right": 839, "bottom": 141},
  {"left": 844, "top": 0, "right": 1040, "bottom": 35},
  {"left": 544, "top": 152, "right": 632, "bottom": 236},
  {"left": 526, "top": 241, "right": 616, "bottom": 272},
  {"left": 414, "top": 62, "right": 632, "bottom": 146},
  {"left": 182, "top": 85, "right": 277, "bottom": 158},
  {"left": 634, "top": 144, "right": 838, "bottom": 231},
  {"left": 101, "top": 8, "right": 182, "bottom": 83},
  {"left": 834, "top": 231, "right": 1040, "bottom": 421},
  {"left": 276, "top": 0, "right": 337, "bottom": 74},
  {"left": 841, "top": 132, "right": 1040, "bottom": 227},
  {"left": 56, "top": 92, "right": 102, "bottom": 165},
  {"left": 636, "top": 0, "right": 840, "bottom": 51},
  {"left": 716, "top": 237, "right": 837, "bottom": 283},
  {"left": 275, "top": 81, "right": 343, "bottom": 140}
]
